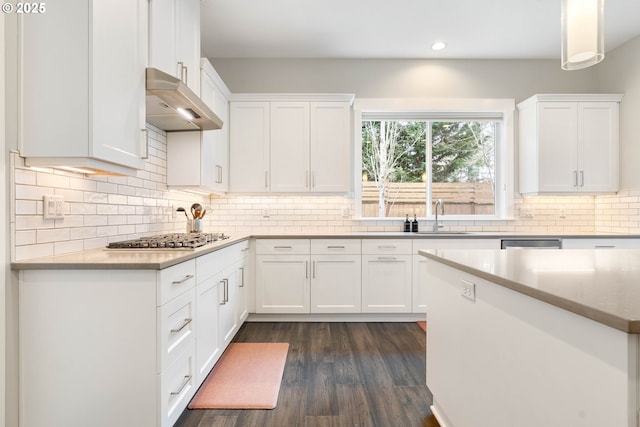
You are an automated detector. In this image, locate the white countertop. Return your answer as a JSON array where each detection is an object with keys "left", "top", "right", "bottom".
[{"left": 419, "top": 248, "right": 640, "bottom": 333}]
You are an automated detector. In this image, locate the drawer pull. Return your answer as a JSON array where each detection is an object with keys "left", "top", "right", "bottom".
[
  {"left": 241, "top": 247, "right": 249, "bottom": 252},
  {"left": 377, "top": 256, "right": 397, "bottom": 261},
  {"left": 378, "top": 245, "right": 397, "bottom": 249},
  {"left": 327, "top": 245, "right": 345, "bottom": 249},
  {"left": 170, "top": 375, "right": 192, "bottom": 396},
  {"left": 170, "top": 318, "right": 193, "bottom": 334},
  {"left": 274, "top": 245, "right": 292, "bottom": 249},
  {"left": 239, "top": 267, "right": 245, "bottom": 287},
  {"left": 595, "top": 245, "right": 615, "bottom": 248},
  {"left": 172, "top": 274, "right": 194, "bottom": 285}
]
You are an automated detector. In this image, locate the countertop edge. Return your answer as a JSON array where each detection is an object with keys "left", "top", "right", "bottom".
[
  {"left": 11, "top": 236, "right": 251, "bottom": 270},
  {"left": 418, "top": 249, "right": 639, "bottom": 334}
]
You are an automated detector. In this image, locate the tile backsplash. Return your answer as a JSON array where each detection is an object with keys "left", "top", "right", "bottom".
[{"left": 10, "top": 126, "right": 640, "bottom": 261}]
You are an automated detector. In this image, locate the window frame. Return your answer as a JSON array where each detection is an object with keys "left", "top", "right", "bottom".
[{"left": 353, "top": 98, "right": 515, "bottom": 220}]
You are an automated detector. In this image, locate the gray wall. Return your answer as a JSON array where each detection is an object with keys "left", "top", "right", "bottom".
[
  {"left": 210, "top": 57, "right": 596, "bottom": 102},
  {"left": 211, "top": 42, "right": 640, "bottom": 191},
  {"left": 596, "top": 36, "right": 640, "bottom": 190}
]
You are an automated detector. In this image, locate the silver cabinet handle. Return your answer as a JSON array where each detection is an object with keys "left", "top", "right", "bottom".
[
  {"left": 239, "top": 267, "right": 245, "bottom": 287},
  {"left": 141, "top": 129, "right": 149, "bottom": 159},
  {"left": 378, "top": 245, "right": 397, "bottom": 249},
  {"left": 595, "top": 245, "right": 615, "bottom": 248},
  {"left": 312, "top": 261, "right": 316, "bottom": 278},
  {"left": 170, "top": 318, "right": 193, "bottom": 333},
  {"left": 305, "top": 261, "right": 309, "bottom": 279},
  {"left": 172, "top": 274, "right": 194, "bottom": 285},
  {"left": 377, "top": 256, "right": 397, "bottom": 261},
  {"left": 219, "top": 279, "right": 229, "bottom": 305},
  {"left": 177, "top": 62, "right": 185, "bottom": 83},
  {"left": 573, "top": 170, "right": 578, "bottom": 187},
  {"left": 311, "top": 172, "right": 315, "bottom": 189},
  {"left": 327, "top": 245, "right": 345, "bottom": 249},
  {"left": 579, "top": 170, "right": 584, "bottom": 187},
  {"left": 274, "top": 245, "right": 292, "bottom": 249},
  {"left": 241, "top": 247, "right": 249, "bottom": 252},
  {"left": 170, "top": 375, "right": 192, "bottom": 396}
]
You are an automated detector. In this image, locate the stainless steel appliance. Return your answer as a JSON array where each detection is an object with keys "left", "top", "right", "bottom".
[
  {"left": 501, "top": 238, "right": 562, "bottom": 249},
  {"left": 107, "top": 233, "right": 229, "bottom": 249}
]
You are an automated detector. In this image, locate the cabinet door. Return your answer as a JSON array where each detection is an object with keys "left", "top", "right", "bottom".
[
  {"left": 310, "top": 102, "right": 351, "bottom": 192},
  {"left": 412, "top": 256, "right": 428, "bottom": 313},
  {"left": 311, "top": 255, "right": 362, "bottom": 313},
  {"left": 270, "top": 102, "right": 310, "bottom": 192},
  {"left": 236, "top": 256, "right": 249, "bottom": 323},
  {"left": 195, "top": 276, "right": 221, "bottom": 384},
  {"left": 255, "top": 255, "right": 310, "bottom": 313},
  {"left": 148, "top": 0, "right": 177, "bottom": 78},
  {"left": 230, "top": 102, "right": 271, "bottom": 192},
  {"left": 92, "top": 0, "right": 147, "bottom": 170},
  {"left": 579, "top": 102, "right": 619, "bottom": 192},
  {"left": 219, "top": 268, "right": 238, "bottom": 347},
  {"left": 175, "top": 0, "right": 200, "bottom": 94},
  {"left": 537, "top": 102, "right": 578, "bottom": 192},
  {"left": 562, "top": 238, "right": 640, "bottom": 249},
  {"left": 362, "top": 254, "right": 412, "bottom": 313}
]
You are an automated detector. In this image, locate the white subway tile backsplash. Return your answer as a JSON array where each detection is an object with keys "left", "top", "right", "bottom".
[{"left": 11, "top": 124, "right": 640, "bottom": 261}]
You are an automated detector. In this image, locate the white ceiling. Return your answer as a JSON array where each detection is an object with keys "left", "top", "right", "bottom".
[{"left": 200, "top": 0, "right": 640, "bottom": 60}]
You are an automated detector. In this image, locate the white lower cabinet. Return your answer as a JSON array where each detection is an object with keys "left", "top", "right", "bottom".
[
  {"left": 561, "top": 238, "right": 640, "bottom": 249},
  {"left": 256, "top": 254, "right": 311, "bottom": 313},
  {"left": 19, "top": 241, "right": 249, "bottom": 427},
  {"left": 361, "top": 239, "right": 413, "bottom": 313},
  {"left": 310, "top": 239, "right": 362, "bottom": 313}
]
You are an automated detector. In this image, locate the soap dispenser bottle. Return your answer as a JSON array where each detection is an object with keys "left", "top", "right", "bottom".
[
  {"left": 404, "top": 214, "right": 410, "bottom": 232},
  {"left": 411, "top": 214, "right": 419, "bottom": 233}
]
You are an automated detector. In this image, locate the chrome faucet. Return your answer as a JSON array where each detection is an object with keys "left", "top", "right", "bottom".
[{"left": 433, "top": 199, "right": 444, "bottom": 232}]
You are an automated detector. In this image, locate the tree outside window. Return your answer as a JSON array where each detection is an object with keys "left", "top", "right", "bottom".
[{"left": 361, "top": 120, "right": 496, "bottom": 218}]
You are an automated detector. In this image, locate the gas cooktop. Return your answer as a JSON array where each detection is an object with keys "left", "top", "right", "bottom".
[{"left": 106, "top": 233, "right": 229, "bottom": 250}]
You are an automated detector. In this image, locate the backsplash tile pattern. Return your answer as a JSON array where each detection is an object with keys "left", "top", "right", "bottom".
[{"left": 10, "top": 126, "right": 638, "bottom": 261}]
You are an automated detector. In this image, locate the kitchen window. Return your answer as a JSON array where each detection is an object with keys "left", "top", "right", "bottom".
[{"left": 353, "top": 98, "right": 515, "bottom": 220}]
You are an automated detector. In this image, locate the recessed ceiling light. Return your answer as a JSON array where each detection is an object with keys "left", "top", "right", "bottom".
[{"left": 431, "top": 41, "right": 447, "bottom": 51}]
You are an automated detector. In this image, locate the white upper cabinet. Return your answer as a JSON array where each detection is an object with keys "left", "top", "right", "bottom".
[
  {"left": 166, "top": 60, "right": 230, "bottom": 193},
  {"left": 19, "top": 0, "right": 148, "bottom": 175},
  {"left": 149, "top": 0, "right": 201, "bottom": 94},
  {"left": 229, "top": 102, "right": 271, "bottom": 192},
  {"left": 270, "top": 102, "right": 311, "bottom": 192},
  {"left": 518, "top": 94, "right": 623, "bottom": 194},
  {"left": 229, "top": 95, "right": 354, "bottom": 193},
  {"left": 310, "top": 102, "right": 352, "bottom": 192}
]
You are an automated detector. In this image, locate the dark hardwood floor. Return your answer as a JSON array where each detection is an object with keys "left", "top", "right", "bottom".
[{"left": 175, "top": 322, "right": 440, "bottom": 427}]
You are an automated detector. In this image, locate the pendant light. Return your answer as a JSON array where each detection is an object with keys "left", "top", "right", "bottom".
[{"left": 561, "top": 0, "right": 604, "bottom": 70}]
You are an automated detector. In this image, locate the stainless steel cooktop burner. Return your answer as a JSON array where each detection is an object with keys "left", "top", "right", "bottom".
[{"left": 106, "top": 233, "right": 229, "bottom": 249}]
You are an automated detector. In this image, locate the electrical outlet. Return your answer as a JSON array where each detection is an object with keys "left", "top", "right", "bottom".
[
  {"left": 262, "top": 208, "right": 270, "bottom": 218},
  {"left": 342, "top": 207, "right": 350, "bottom": 218},
  {"left": 559, "top": 209, "right": 566, "bottom": 219},
  {"left": 43, "top": 195, "right": 65, "bottom": 220},
  {"left": 461, "top": 280, "right": 476, "bottom": 302}
]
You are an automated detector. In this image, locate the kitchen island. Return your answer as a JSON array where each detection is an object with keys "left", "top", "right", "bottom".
[{"left": 419, "top": 248, "right": 640, "bottom": 427}]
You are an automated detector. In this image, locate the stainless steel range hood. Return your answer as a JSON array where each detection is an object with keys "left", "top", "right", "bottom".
[{"left": 145, "top": 67, "right": 223, "bottom": 132}]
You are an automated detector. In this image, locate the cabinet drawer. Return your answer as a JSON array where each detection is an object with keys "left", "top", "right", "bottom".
[
  {"left": 311, "top": 239, "right": 361, "bottom": 255},
  {"left": 362, "top": 239, "right": 412, "bottom": 255},
  {"left": 158, "top": 259, "right": 196, "bottom": 306},
  {"left": 158, "top": 288, "right": 196, "bottom": 373},
  {"left": 159, "top": 348, "right": 196, "bottom": 427},
  {"left": 196, "top": 248, "right": 230, "bottom": 283},
  {"left": 255, "top": 239, "right": 310, "bottom": 255},
  {"left": 226, "top": 240, "right": 250, "bottom": 261}
]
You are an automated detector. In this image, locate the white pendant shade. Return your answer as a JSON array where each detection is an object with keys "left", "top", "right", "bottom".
[{"left": 561, "top": 0, "right": 604, "bottom": 70}]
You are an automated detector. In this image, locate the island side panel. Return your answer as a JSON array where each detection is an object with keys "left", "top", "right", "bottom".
[{"left": 424, "top": 259, "right": 638, "bottom": 427}]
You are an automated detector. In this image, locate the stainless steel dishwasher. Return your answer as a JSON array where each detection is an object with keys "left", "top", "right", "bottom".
[{"left": 500, "top": 238, "right": 562, "bottom": 249}]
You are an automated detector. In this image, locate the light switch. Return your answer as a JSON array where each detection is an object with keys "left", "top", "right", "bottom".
[{"left": 43, "top": 195, "right": 65, "bottom": 220}]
